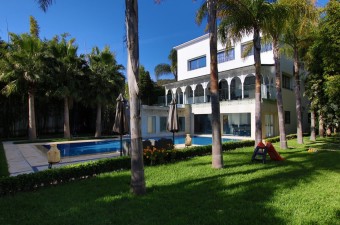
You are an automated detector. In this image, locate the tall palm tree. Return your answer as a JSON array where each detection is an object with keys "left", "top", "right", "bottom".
[
  {"left": 280, "top": 0, "right": 318, "bottom": 144},
  {"left": 35, "top": 0, "right": 146, "bottom": 196},
  {"left": 87, "top": 46, "right": 125, "bottom": 137},
  {"left": 154, "top": 49, "right": 177, "bottom": 80},
  {"left": 217, "top": 0, "right": 272, "bottom": 145},
  {"left": 0, "top": 33, "right": 46, "bottom": 140},
  {"left": 47, "top": 35, "right": 84, "bottom": 139},
  {"left": 262, "top": 1, "right": 289, "bottom": 149},
  {"left": 197, "top": 0, "right": 223, "bottom": 168},
  {"left": 126, "top": 0, "right": 146, "bottom": 195}
]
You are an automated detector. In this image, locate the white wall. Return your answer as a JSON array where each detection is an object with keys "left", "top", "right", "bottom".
[{"left": 175, "top": 34, "right": 275, "bottom": 82}]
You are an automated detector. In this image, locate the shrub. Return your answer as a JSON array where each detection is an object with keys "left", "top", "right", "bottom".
[
  {"left": 0, "top": 157, "right": 130, "bottom": 196},
  {"left": 143, "top": 146, "right": 168, "bottom": 165}
]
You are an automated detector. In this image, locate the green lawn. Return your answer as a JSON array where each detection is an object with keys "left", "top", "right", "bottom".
[{"left": 0, "top": 137, "right": 339, "bottom": 225}]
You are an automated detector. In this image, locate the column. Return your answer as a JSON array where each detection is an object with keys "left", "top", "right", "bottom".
[
  {"left": 190, "top": 84, "right": 197, "bottom": 104},
  {"left": 165, "top": 88, "right": 168, "bottom": 106},
  {"left": 240, "top": 75, "right": 246, "bottom": 99},
  {"left": 181, "top": 86, "right": 186, "bottom": 104},
  {"left": 172, "top": 88, "right": 177, "bottom": 101},
  {"left": 202, "top": 82, "right": 208, "bottom": 103},
  {"left": 227, "top": 77, "right": 232, "bottom": 100}
]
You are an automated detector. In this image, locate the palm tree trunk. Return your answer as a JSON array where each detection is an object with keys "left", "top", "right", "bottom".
[
  {"left": 28, "top": 91, "right": 37, "bottom": 140},
  {"left": 273, "top": 39, "right": 288, "bottom": 149},
  {"left": 293, "top": 47, "right": 304, "bottom": 144},
  {"left": 319, "top": 113, "right": 325, "bottom": 138},
  {"left": 64, "top": 96, "right": 71, "bottom": 139},
  {"left": 126, "top": 0, "right": 146, "bottom": 195},
  {"left": 310, "top": 110, "right": 316, "bottom": 141},
  {"left": 95, "top": 102, "right": 102, "bottom": 137},
  {"left": 207, "top": 0, "right": 223, "bottom": 169},
  {"left": 253, "top": 27, "right": 262, "bottom": 145}
]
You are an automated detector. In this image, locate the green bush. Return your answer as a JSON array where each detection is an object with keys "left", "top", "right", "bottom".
[
  {"left": 143, "top": 139, "right": 255, "bottom": 166},
  {"left": 264, "top": 134, "right": 297, "bottom": 143},
  {"left": 0, "top": 157, "right": 130, "bottom": 196}
]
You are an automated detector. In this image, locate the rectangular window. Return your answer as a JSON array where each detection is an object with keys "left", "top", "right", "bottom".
[
  {"left": 261, "top": 43, "right": 272, "bottom": 52},
  {"left": 147, "top": 116, "right": 156, "bottom": 133},
  {"left": 217, "top": 48, "right": 235, "bottom": 63},
  {"left": 179, "top": 117, "right": 185, "bottom": 132},
  {"left": 222, "top": 113, "right": 251, "bottom": 136},
  {"left": 285, "top": 111, "right": 291, "bottom": 124},
  {"left": 241, "top": 42, "right": 273, "bottom": 57},
  {"left": 241, "top": 42, "right": 254, "bottom": 57},
  {"left": 188, "top": 55, "right": 206, "bottom": 71},
  {"left": 282, "top": 73, "right": 292, "bottom": 89},
  {"left": 160, "top": 117, "right": 167, "bottom": 132}
]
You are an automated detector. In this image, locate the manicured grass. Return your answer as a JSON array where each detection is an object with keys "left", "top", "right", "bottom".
[{"left": 0, "top": 137, "right": 339, "bottom": 225}]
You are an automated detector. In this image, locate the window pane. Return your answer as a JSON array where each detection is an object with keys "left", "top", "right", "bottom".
[
  {"left": 261, "top": 43, "right": 272, "bottom": 52},
  {"left": 188, "top": 56, "right": 206, "bottom": 70},
  {"left": 223, "top": 113, "right": 251, "bottom": 136},
  {"left": 179, "top": 117, "right": 185, "bottom": 132},
  {"left": 217, "top": 48, "right": 235, "bottom": 63},
  {"left": 285, "top": 111, "right": 290, "bottom": 124},
  {"left": 147, "top": 116, "right": 156, "bottom": 133},
  {"left": 241, "top": 43, "right": 254, "bottom": 57},
  {"left": 282, "top": 74, "right": 291, "bottom": 89},
  {"left": 160, "top": 117, "right": 167, "bottom": 132}
]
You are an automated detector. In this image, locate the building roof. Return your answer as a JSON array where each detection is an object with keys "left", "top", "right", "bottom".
[{"left": 174, "top": 34, "right": 209, "bottom": 50}]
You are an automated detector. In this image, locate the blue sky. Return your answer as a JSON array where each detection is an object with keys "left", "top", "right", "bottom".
[{"left": 0, "top": 0, "right": 329, "bottom": 81}]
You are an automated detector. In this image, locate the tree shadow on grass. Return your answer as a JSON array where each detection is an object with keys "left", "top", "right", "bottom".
[
  {"left": 0, "top": 139, "right": 339, "bottom": 225},
  {"left": 0, "top": 167, "right": 311, "bottom": 224}
]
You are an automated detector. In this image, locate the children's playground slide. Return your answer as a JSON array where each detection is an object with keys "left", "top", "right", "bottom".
[{"left": 266, "top": 142, "right": 284, "bottom": 161}]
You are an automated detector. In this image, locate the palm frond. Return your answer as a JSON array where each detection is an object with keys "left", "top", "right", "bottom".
[
  {"left": 154, "top": 63, "right": 172, "bottom": 80},
  {"left": 36, "top": 0, "right": 54, "bottom": 12}
]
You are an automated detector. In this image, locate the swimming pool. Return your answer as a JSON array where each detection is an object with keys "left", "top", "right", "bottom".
[{"left": 43, "top": 136, "right": 234, "bottom": 157}]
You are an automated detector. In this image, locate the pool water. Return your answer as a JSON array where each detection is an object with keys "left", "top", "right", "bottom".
[
  {"left": 43, "top": 140, "right": 126, "bottom": 157},
  {"left": 173, "top": 136, "right": 232, "bottom": 145},
  {"left": 43, "top": 136, "right": 234, "bottom": 157}
]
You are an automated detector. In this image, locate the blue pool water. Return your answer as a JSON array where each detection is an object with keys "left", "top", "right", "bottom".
[
  {"left": 172, "top": 136, "right": 232, "bottom": 145},
  {"left": 44, "top": 136, "right": 234, "bottom": 157}
]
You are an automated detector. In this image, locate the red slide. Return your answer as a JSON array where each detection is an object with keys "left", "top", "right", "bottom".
[{"left": 266, "top": 142, "right": 284, "bottom": 161}]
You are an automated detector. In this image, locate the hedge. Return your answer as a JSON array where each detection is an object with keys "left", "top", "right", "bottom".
[
  {"left": 0, "top": 135, "right": 294, "bottom": 196},
  {"left": 0, "top": 157, "right": 131, "bottom": 196}
]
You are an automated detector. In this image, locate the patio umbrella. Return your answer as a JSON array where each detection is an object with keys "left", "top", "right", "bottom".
[
  {"left": 167, "top": 96, "right": 179, "bottom": 147},
  {"left": 113, "top": 93, "right": 129, "bottom": 156}
]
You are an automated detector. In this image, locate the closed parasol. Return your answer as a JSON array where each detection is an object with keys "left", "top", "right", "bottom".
[
  {"left": 167, "top": 96, "right": 179, "bottom": 148},
  {"left": 113, "top": 93, "right": 129, "bottom": 156}
]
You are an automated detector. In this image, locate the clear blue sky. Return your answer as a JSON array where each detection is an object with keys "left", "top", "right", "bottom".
[{"left": 0, "top": 0, "right": 329, "bottom": 81}]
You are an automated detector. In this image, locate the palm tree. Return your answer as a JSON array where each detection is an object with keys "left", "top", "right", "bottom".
[
  {"left": 36, "top": 0, "right": 146, "bottom": 197},
  {"left": 47, "top": 35, "right": 84, "bottom": 139},
  {"left": 280, "top": 0, "right": 318, "bottom": 144},
  {"left": 216, "top": 0, "right": 272, "bottom": 145},
  {"left": 154, "top": 49, "right": 177, "bottom": 80},
  {"left": 0, "top": 32, "right": 46, "bottom": 140},
  {"left": 87, "top": 46, "right": 125, "bottom": 137},
  {"left": 126, "top": 0, "right": 146, "bottom": 195},
  {"left": 262, "top": 1, "right": 289, "bottom": 149},
  {"left": 197, "top": 0, "right": 223, "bottom": 168}
]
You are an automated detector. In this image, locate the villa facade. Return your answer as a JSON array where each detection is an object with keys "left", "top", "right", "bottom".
[{"left": 141, "top": 34, "right": 310, "bottom": 140}]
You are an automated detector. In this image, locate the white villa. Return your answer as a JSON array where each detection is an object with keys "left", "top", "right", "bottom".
[{"left": 141, "top": 33, "right": 310, "bottom": 140}]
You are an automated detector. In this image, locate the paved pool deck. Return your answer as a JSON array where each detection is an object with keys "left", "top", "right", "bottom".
[{"left": 3, "top": 140, "right": 121, "bottom": 176}]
